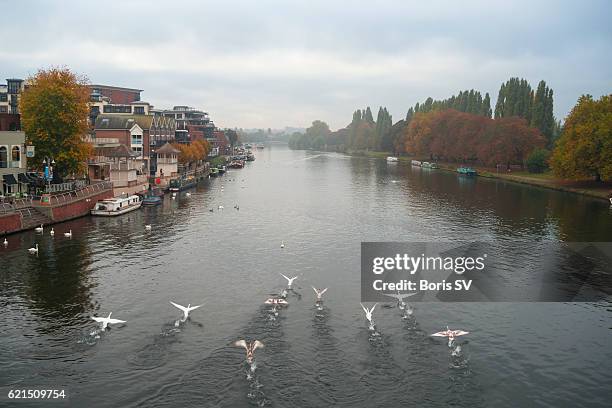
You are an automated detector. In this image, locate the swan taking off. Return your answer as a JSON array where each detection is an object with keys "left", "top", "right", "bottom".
[
  {"left": 64, "top": 230, "right": 72, "bottom": 238},
  {"left": 28, "top": 244, "right": 39, "bottom": 254},
  {"left": 431, "top": 326, "right": 469, "bottom": 346},
  {"left": 169, "top": 301, "right": 203, "bottom": 320},
  {"left": 384, "top": 291, "right": 417, "bottom": 309},
  {"left": 234, "top": 339, "right": 264, "bottom": 364},
  {"left": 264, "top": 298, "right": 288, "bottom": 306},
  {"left": 360, "top": 303, "right": 377, "bottom": 323},
  {"left": 92, "top": 312, "right": 126, "bottom": 330},
  {"left": 34, "top": 224, "right": 43, "bottom": 233},
  {"left": 279, "top": 273, "right": 297, "bottom": 289},
  {"left": 312, "top": 287, "right": 328, "bottom": 301},
  {"left": 50, "top": 228, "right": 55, "bottom": 236}
]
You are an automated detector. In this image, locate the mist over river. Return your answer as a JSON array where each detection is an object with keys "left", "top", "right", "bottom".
[{"left": 1, "top": 144, "right": 611, "bottom": 407}]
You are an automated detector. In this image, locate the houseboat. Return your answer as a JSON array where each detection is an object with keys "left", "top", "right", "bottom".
[
  {"left": 457, "top": 167, "right": 477, "bottom": 176},
  {"left": 422, "top": 162, "right": 439, "bottom": 169},
  {"left": 411, "top": 160, "right": 422, "bottom": 166},
  {"left": 386, "top": 156, "right": 399, "bottom": 162},
  {"left": 168, "top": 175, "right": 197, "bottom": 192},
  {"left": 91, "top": 195, "right": 142, "bottom": 216}
]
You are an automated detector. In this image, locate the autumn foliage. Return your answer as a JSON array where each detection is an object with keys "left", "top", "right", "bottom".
[
  {"left": 19, "top": 67, "right": 92, "bottom": 177},
  {"left": 398, "top": 109, "right": 546, "bottom": 167},
  {"left": 171, "top": 140, "right": 210, "bottom": 164},
  {"left": 550, "top": 94, "right": 612, "bottom": 181}
]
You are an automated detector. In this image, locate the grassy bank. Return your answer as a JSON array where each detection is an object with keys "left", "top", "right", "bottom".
[
  {"left": 343, "top": 149, "right": 611, "bottom": 202},
  {"left": 426, "top": 161, "right": 611, "bottom": 201}
]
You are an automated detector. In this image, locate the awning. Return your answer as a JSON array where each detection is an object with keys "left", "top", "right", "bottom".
[
  {"left": 18, "top": 173, "right": 30, "bottom": 183},
  {"left": 2, "top": 174, "right": 17, "bottom": 185}
]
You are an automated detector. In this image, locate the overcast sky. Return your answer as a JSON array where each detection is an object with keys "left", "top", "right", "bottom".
[{"left": 1, "top": 0, "right": 610, "bottom": 130}]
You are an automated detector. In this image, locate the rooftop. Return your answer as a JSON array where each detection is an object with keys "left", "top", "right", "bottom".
[{"left": 89, "top": 84, "right": 143, "bottom": 93}]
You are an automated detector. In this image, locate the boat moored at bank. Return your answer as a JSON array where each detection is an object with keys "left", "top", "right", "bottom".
[
  {"left": 387, "top": 156, "right": 398, "bottom": 162},
  {"left": 457, "top": 166, "right": 477, "bottom": 176},
  {"left": 91, "top": 195, "right": 142, "bottom": 216},
  {"left": 411, "top": 160, "right": 422, "bottom": 166}
]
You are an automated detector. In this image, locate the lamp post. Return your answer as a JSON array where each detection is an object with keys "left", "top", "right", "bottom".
[{"left": 42, "top": 157, "right": 55, "bottom": 192}]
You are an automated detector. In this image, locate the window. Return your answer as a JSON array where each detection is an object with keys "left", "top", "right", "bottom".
[
  {"left": 131, "top": 134, "right": 143, "bottom": 145},
  {"left": 0, "top": 146, "right": 7, "bottom": 168},
  {"left": 11, "top": 146, "right": 20, "bottom": 165},
  {"left": 132, "top": 146, "right": 143, "bottom": 156},
  {"left": 103, "top": 105, "right": 132, "bottom": 113},
  {"left": 0, "top": 106, "right": 7, "bottom": 113},
  {"left": 134, "top": 106, "right": 145, "bottom": 115},
  {"left": 0, "top": 93, "right": 7, "bottom": 102}
]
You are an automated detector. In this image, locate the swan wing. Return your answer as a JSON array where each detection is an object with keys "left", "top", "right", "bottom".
[
  {"left": 253, "top": 340, "right": 264, "bottom": 350},
  {"left": 188, "top": 304, "right": 203, "bottom": 312},
  {"left": 233, "top": 340, "right": 248, "bottom": 350},
  {"left": 107, "top": 318, "right": 126, "bottom": 324},
  {"left": 454, "top": 330, "right": 469, "bottom": 336},
  {"left": 319, "top": 288, "right": 328, "bottom": 296},
  {"left": 360, "top": 303, "right": 368, "bottom": 314},
  {"left": 431, "top": 331, "right": 449, "bottom": 337},
  {"left": 92, "top": 317, "right": 106, "bottom": 323},
  {"left": 170, "top": 301, "right": 188, "bottom": 313},
  {"left": 279, "top": 273, "right": 290, "bottom": 282}
]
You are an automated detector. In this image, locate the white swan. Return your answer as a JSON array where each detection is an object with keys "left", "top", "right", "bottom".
[
  {"left": 384, "top": 291, "right": 417, "bottom": 309},
  {"left": 50, "top": 228, "right": 55, "bottom": 236},
  {"left": 218, "top": 205, "right": 224, "bottom": 210},
  {"left": 431, "top": 326, "right": 469, "bottom": 346},
  {"left": 92, "top": 312, "right": 126, "bottom": 330},
  {"left": 64, "top": 230, "right": 72, "bottom": 238},
  {"left": 280, "top": 241, "right": 285, "bottom": 248},
  {"left": 186, "top": 192, "right": 191, "bottom": 197},
  {"left": 264, "top": 298, "right": 288, "bottom": 305},
  {"left": 279, "top": 273, "right": 297, "bottom": 289},
  {"left": 234, "top": 339, "right": 264, "bottom": 364},
  {"left": 169, "top": 301, "right": 202, "bottom": 320},
  {"left": 312, "top": 287, "right": 328, "bottom": 301},
  {"left": 360, "top": 303, "right": 377, "bottom": 323},
  {"left": 3, "top": 238, "right": 7, "bottom": 247},
  {"left": 28, "top": 244, "right": 38, "bottom": 254},
  {"left": 145, "top": 225, "right": 152, "bottom": 231},
  {"left": 34, "top": 224, "right": 43, "bottom": 233}
]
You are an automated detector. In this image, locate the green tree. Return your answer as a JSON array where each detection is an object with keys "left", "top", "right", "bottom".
[
  {"left": 20, "top": 67, "right": 92, "bottom": 177},
  {"left": 526, "top": 148, "right": 550, "bottom": 173},
  {"left": 550, "top": 94, "right": 612, "bottom": 181}
]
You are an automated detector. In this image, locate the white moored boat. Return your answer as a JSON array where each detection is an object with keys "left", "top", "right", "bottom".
[
  {"left": 386, "top": 156, "right": 398, "bottom": 162},
  {"left": 91, "top": 195, "right": 142, "bottom": 216}
]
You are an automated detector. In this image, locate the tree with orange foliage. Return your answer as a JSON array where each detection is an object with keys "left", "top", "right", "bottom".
[
  {"left": 171, "top": 140, "right": 210, "bottom": 165},
  {"left": 399, "top": 109, "right": 545, "bottom": 167},
  {"left": 19, "top": 67, "right": 92, "bottom": 177}
]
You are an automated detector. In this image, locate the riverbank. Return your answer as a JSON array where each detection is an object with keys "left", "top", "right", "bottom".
[{"left": 344, "top": 149, "right": 612, "bottom": 202}]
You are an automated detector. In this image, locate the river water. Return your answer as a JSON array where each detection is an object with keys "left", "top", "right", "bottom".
[{"left": 1, "top": 145, "right": 611, "bottom": 407}]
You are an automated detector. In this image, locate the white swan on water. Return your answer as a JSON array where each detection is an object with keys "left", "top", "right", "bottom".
[
  {"left": 280, "top": 241, "right": 285, "bottom": 248},
  {"left": 360, "top": 303, "right": 377, "bottom": 323},
  {"left": 169, "top": 301, "right": 202, "bottom": 320},
  {"left": 64, "top": 230, "right": 72, "bottom": 238},
  {"left": 28, "top": 244, "right": 38, "bottom": 254},
  {"left": 431, "top": 326, "right": 469, "bottom": 346},
  {"left": 92, "top": 312, "right": 126, "bottom": 330},
  {"left": 3, "top": 238, "right": 7, "bottom": 247},
  {"left": 50, "top": 228, "right": 55, "bottom": 236},
  {"left": 234, "top": 339, "right": 264, "bottom": 364},
  {"left": 279, "top": 273, "right": 297, "bottom": 289},
  {"left": 145, "top": 225, "right": 152, "bottom": 231},
  {"left": 384, "top": 291, "right": 417, "bottom": 309},
  {"left": 312, "top": 287, "right": 328, "bottom": 301},
  {"left": 34, "top": 224, "right": 43, "bottom": 233}
]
